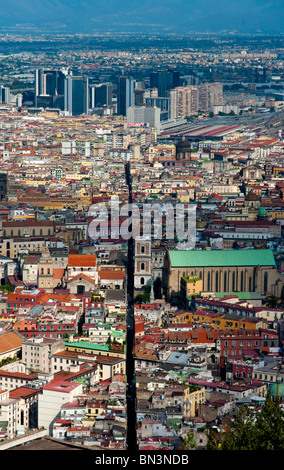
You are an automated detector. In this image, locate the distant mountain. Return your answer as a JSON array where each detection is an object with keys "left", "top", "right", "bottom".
[{"left": 0, "top": 0, "right": 283, "bottom": 34}]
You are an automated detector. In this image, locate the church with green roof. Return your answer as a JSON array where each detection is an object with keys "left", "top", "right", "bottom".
[{"left": 163, "top": 249, "right": 284, "bottom": 303}]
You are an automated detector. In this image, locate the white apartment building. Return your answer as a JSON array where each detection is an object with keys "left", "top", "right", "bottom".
[
  {"left": 127, "top": 106, "right": 161, "bottom": 133},
  {"left": 22, "top": 337, "right": 65, "bottom": 374},
  {"left": 0, "top": 390, "right": 19, "bottom": 439},
  {"left": 51, "top": 351, "right": 125, "bottom": 382},
  {"left": 9, "top": 386, "right": 39, "bottom": 432},
  {"left": 38, "top": 381, "right": 83, "bottom": 434},
  {"left": 0, "top": 370, "right": 37, "bottom": 392}
]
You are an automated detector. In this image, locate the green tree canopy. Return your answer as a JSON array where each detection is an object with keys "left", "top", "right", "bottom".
[{"left": 207, "top": 394, "right": 284, "bottom": 450}]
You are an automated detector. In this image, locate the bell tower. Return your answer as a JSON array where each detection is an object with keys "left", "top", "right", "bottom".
[
  {"left": 175, "top": 137, "right": 191, "bottom": 161},
  {"left": 134, "top": 237, "right": 152, "bottom": 289},
  {"left": 37, "top": 246, "right": 54, "bottom": 293}
]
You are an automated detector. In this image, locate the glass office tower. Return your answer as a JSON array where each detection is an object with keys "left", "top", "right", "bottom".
[
  {"left": 64, "top": 75, "right": 89, "bottom": 116},
  {"left": 117, "top": 76, "right": 135, "bottom": 116}
]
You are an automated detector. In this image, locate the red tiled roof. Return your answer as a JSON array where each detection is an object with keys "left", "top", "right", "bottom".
[
  {"left": 53, "top": 269, "right": 65, "bottom": 280},
  {"left": 25, "top": 256, "right": 39, "bottom": 264},
  {"left": 9, "top": 386, "right": 39, "bottom": 399},
  {"left": 0, "top": 331, "right": 24, "bottom": 353},
  {"left": 98, "top": 270, "right": 125, "bottom": 280},
  {"left": 67, "top": 273, "right": 95, "bottom": 284},
  {"left": 68, "top": 254, "right": 96, "bottom": 267}
]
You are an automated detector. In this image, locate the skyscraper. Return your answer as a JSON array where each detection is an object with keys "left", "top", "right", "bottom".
[
  {"left": 117, "top": 76, "right": 135, "bottom": 116},
  {"left": 64, "top": 75, "right": 89, "bottom": 116},
  {"left": 170, "top": 86, "right": 199, "bottom": 119},
  {"left": 150, "top": 70, "right": 180, "bottom": 97},
  {"left": 89, "top": 82, "right": 113, "bottom": 109},
  {"left": 0, "top": 86, "right": 10, "bottom": 104},
  {"left": 134, "top": 89, "right": 145, "bottom": 107},
  {"left": 198, "top": 82, "right": 223, "bottom": 112},
  {"left": 34, "top": 69, "right": 66, "bottom": 108}
]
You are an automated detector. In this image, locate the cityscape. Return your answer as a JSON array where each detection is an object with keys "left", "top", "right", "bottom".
[{"left": 0, "top": 1, "right": 283, "bottom": 456}]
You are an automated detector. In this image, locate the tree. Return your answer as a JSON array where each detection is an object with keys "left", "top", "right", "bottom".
[
  {"left": 221, "top": 406, "right": 256, "bottom": 450},
  {"left": 134, "top": 294, "right": 145, "bottom": 304},
  {"left": 153, "top": 276, "right": 162, "bottom": 299},
  {"left": 182, "top": 430, "right": 197, "bottom": 450},
  {"left": 254, "top": 394, "right": 284, "bottom": 450},
  {"left": 207, "top": 406, "right": 256, "bottom": 450},
  {"left": 266, "top": 295, "right": 278, "bottom": 308},
  {"left": 207, "top": 394, "right": 284, "bottom": 450},
  {"left": 207, "top": 427, "right": 223, "bottom": 450},
  {"left": 134, "top": 291, "right": 150, "bottom": 303}
]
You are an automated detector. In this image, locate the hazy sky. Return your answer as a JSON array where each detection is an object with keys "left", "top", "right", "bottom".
[{"left": 0, "top": 0, "right": 283, "bottom": 34}]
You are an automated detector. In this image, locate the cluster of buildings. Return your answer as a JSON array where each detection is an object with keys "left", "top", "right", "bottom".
[
  {"left": 0, "top": 49, "right": 283, "bottom": 450},
  {"left": 1, "top": 67, "right": 224, "bottom": 128}
]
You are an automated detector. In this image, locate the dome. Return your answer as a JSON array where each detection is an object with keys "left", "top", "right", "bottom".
[
  {"left": 159, "top": 171, "right": 171, "bottom": 181},
  {"left": 196, "top": 221, "right": 205, "bottom": 228},
  {"left": 176, "top": 138, "right": 191, "bottom": 150},
  {"left": 245, "top": 192, "right": 258, "bottom": 201},
  {"left": 268, "top": 375, "right": 284, "bottom": 399},
  {"left": 258, "top": 207, "right": 268, "bottom": 216}
]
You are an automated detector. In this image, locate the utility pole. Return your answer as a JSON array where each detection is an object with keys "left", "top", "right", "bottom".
[{"left": 125, "top": 161, "right": 138, "bottom": 452}]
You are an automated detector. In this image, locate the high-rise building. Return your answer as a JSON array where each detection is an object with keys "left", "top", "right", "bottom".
[
  {"left": 145, "top": 96, "right": 171, "bottom": 120},
  {"left": 89, "top": 82, "right": 113, "bottom": 109},
  {"left": 181, "top": 75, "right": 199, "bottom": 86},
  {"left": 117, "top": 76, "right": 135, "bottom": 116},
  {"left": 127, "top": 106, "right": 161, "bottom": 133},
  {"left": 64, "top": 75, "right": 89, "bottom": 116},
  {"left": 170, "top": 86, "right": 199, "bottom": 119},
  {"left": 198, "top": 82, "right": 223, "bottom": 112},
  {"left": 34, "top": 69, "right": 66, "bottom": 108},
  {"left": 0, "top": 86, "right": 10, "bottom": 104},
  {"left": 150, "top": 70, "right": 180, "bottom": 97},
  {"left": 134, "top": 89, "right": 145, "bottom": 106}
]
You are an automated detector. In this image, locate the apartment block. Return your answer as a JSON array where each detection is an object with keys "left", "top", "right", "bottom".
[
  {"left": 22, "top": 337, "right": 65, "bottom": 373},
  {"left": 170, "top": 86, "right": 199, "bottom": 119}
]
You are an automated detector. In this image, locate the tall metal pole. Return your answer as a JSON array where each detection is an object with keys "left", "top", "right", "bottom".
[{"left": 125, "top": 161, "right": 138, "bottom": 452}]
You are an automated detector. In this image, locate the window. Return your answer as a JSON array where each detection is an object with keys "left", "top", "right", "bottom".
[
  {"left": 264, "top": 272, "right": 268, "bottom": 295},
  {"left": 232, "top": 271, "right": 235, "bottom": 291}
]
